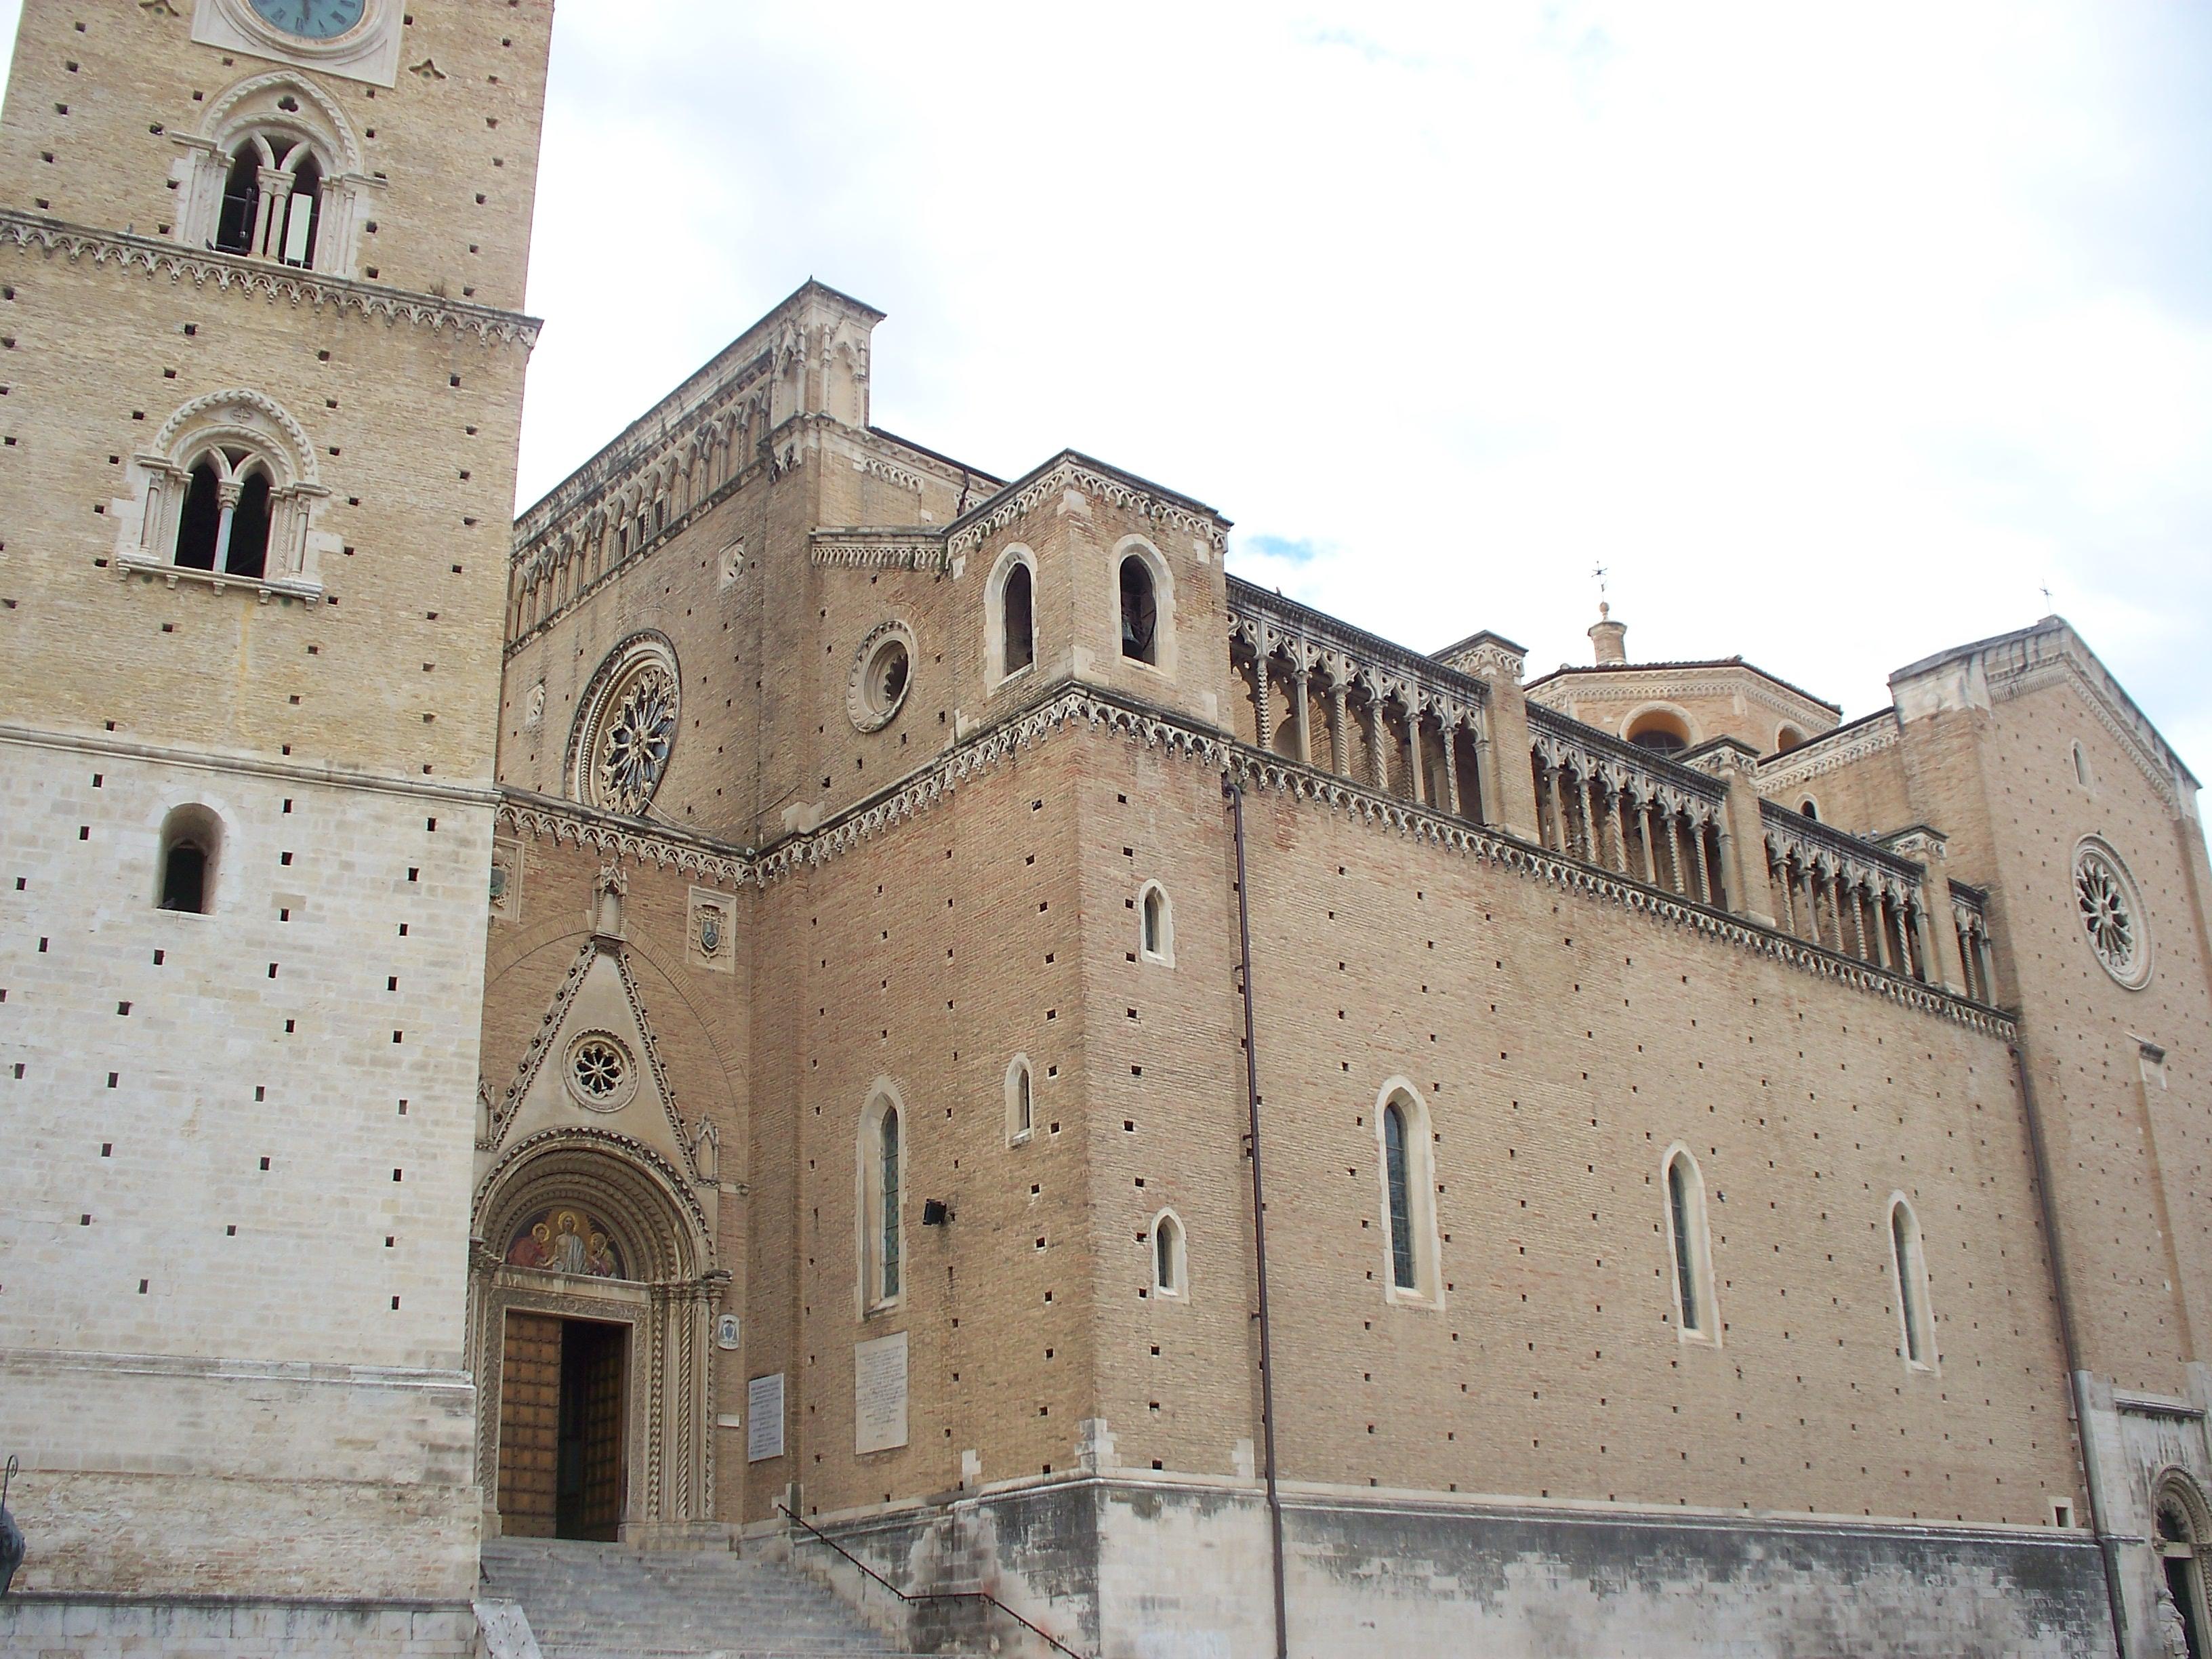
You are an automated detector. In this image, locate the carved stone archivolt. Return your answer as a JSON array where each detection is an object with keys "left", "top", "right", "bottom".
[{"left": 469, "top": 1128, "right": 724, "bottom": 1540}]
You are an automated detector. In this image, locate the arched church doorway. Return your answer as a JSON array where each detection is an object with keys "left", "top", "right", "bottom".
[
  {"left": 2156, "top": 1477, "right": 2211, "bottom": 1659},
  {"left": 471, "top": 1133, "right": 724, "bottom": 1545}
]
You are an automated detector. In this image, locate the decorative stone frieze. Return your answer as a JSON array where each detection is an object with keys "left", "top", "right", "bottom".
[{"left": 0, "top": 209, "right": 540, "bottom": 344}]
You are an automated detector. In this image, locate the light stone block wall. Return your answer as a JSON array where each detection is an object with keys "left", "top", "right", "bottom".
[
  {"left": 0, "top": 1597, "right": 483, "bottom": 1658},
  {"left": 787, "top": 1479, "right": 2112, "bottom": 1659},
  {"left": 0, "top": 735, "right": 493, "bottom": 1597}
]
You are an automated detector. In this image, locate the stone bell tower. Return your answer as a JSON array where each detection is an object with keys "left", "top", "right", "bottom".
[{"left": 0, "top": 0, "right": 554, "bottom": 1615}]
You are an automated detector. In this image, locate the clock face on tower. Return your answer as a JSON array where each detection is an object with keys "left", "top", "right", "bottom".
[{"left": 245, "top": 0, "right": 366, "bottom": 39}]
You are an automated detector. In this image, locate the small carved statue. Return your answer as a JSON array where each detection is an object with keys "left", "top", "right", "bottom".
[
  {"left": 2158, "top": 1584, "right": 2192, "bottom": 1659},
  {"left": 0, "top": 1454, "right": 23, "bottom": 1597},
  {"left": 693, "top": 1116, "right": 720, "bottom": 1183}
]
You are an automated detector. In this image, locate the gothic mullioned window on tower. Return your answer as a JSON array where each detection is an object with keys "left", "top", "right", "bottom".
[
  {"left": 213, "top": 135, "right": 325, "bottom": 268},
  {"left": 182, "top": 74, "right": 372, "bottom": 279},
  {"left": 1139, "top": 882, "right": 1173, "bottom": 964},
  {"left": 173, "top": 449, "right": 275, "bottom": 578}
]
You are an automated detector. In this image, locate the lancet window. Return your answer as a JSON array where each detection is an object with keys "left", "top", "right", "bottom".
[{"left": 1663, "top": 1147, "right": 1717, "bottom": 1342}]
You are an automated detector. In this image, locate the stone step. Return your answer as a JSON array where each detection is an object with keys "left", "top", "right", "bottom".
[{"left": 480, "top": 1538, "right": 916, "bottom": 1659}]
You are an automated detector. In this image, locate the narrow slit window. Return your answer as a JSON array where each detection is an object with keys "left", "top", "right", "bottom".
[
  {"left": 1153, "top": 1212, "right": 1184, "bottom": 1296},
  {"left": 1003, "top": 561, "right": 1034, "bottom": 675},
  {"left": 1384, "top": 1103, "right": 1416, "bottom": 1291},
  {"left": 1140, "top": 884, "right": 1171, "bottom": 962},
  {"left": 1891, "top": 1198, "right": 1933, "bottom": 1367},
  {"left": 878, "top": 1105, "right": 901, "bottom": 1301},
  {"left": 1666, "top": 1151, "right": 1713, "bottom": 1338}
]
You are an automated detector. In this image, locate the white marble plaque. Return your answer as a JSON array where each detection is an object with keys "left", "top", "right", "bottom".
[
  {"left": 854, "top": 1332, "right": 909, "bottom": 1454},
  {"left": 746, "top": 1372, "right": 785, "bottom": 1462}
]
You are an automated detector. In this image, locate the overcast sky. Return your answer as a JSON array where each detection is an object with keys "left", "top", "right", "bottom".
[{"left": 18, "top": 4, "right": 2212, "bottom": 777}]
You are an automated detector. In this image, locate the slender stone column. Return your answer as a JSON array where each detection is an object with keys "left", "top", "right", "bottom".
[
  {"left": 1545, "top": 761, "right": 1567, "bottom": 854},
  {"left": 1692, "top": 815, "right": 1714, "bottom": 906},
  {"left": 1891, "top": 828, "right": 1969, "bottom": 993},
  {"left": 1442, "top": 719, "right": 1462, "bottom": 818},
  {"left": 1329, "top": 680, "right": 1349, "bottom": 777},
  {"left": 1290, "top": 663, "right": 1312, "bottom": 765},
  {"left": 1367, "top": 699, "right": 1388, "bottom": 792},
  {"left": 1407, "top": 714, "right": 1427, "bottom": 807},
  {"left": 1774, "top": 849, "right": 1795, "bottom": 933},
  {"left": 1252, "top": 644, "right": 1273, "bottom": 754}
]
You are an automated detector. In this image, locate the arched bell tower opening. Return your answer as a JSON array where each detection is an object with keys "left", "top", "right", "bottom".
[{"left": 470, "top": 1131, "right": 725, "bottom": 1547}]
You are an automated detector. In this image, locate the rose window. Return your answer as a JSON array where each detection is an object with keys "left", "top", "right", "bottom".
[
  {"left": 563, "top": 1031, "right": 638, "bottom": 1113},
  {"left": 2074, "top": 840, "right": 2150, "bottom": 989},
  {"left": 596, "top": 669, "right": 677, "bottom": 815}
]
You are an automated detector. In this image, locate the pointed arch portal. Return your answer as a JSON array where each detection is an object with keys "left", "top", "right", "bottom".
[{"left": 470, "top": 1132, "right": 725, "bottom": 1546}]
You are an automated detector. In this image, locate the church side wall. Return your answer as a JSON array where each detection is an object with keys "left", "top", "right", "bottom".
[{"left": 1219, "top": 762, "right": 2080, "bottom": 1524}]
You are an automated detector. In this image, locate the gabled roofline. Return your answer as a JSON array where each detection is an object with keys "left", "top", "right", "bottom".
[
  {"left": 516, "top": 279, "right": 885, "bottom": 537},
  {"left": 945, "top": 449, "right": 1231, "bottom": 551},
  {"left": 1893, "top": 614, "right": 2200, "bottom": 793}
]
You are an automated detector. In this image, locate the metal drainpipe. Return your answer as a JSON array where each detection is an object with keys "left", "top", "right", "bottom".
[
  {"left": 2013, "top": 1038, "right": 2128, "bottom": 1658},
  {"left": 1226, "top": 776, "right": 1291, "bottom": 1659}
]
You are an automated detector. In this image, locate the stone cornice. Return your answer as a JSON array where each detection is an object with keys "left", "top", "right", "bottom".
[
  {"left": 495, "top": 791, "right": 752, "bottom": 887},
  {"left": 495, "top": 687, "right": 2008, "bottom": 1033},
  {"left": 0, "top": 209, "right": 540, "bottom": 346},
  {"left": 809, "top": 529, "right": 949, "bottom": 573},
  {"left": 0, "top": 721, "right": 501, "bottom": 807},
  {"left": 1757, "top": 712, "right": 1902, "bottom": 792},
  {"left": 1527, "top": 666, "right": 1840, "bottom": 729},
  {"left": 947, "top": 451, "right": 1231, "bottom": 558}
]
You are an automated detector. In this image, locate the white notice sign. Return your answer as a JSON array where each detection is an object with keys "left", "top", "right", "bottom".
[
  {"left": 854, "top": 1332, "right": 909, "bottom": 1455},
  {"left": 746, "top": 1372, "right": 785, "bottom": 1463}
]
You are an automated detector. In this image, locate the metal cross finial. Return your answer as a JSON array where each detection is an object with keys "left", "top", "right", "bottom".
[
  {"left": 1593, "top": 562, "right": 1610, "bottom": 600},
  {"left": 2041, "top": 579, "right": 2054, "bottom": 606}
]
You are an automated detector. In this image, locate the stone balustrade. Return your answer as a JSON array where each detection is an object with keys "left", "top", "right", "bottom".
[
  {"left": 1227, "top": 578, "right": 1497, "bottom": 823},
  {"left": 1527, "top": 708, "right": 1732, "bottom": 907}
]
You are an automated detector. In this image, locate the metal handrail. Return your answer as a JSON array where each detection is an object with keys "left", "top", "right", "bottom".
[{"left": 775, "top": 1504, "right": 1086, "bottom": 1659}]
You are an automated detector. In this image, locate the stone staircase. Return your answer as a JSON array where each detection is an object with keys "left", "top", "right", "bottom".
[{"left": 479, "top": 1537, "right": 924, "bottom": 1659}]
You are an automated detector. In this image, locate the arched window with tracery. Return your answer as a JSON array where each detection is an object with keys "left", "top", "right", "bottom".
[
  {"left": 1888, "top": 1195, "right": 1936, "bottom": 1369},
  {"left": 181, "top": 73, "right": 369, "bottom": 278},
  {"left": 125, "top": 390, "right": 329, "bottom": 592},
  {"left": 1120, "top": 554, "right": 1157, "bottom": 663},
  {"left": 1664, "top": 1147, "right": 1717, "bottom": 1342}
]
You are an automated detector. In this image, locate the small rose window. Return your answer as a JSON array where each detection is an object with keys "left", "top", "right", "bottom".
[
  {"left": 564, "top": 1031, "right": 639, "bottom": 1112},
  {"left": 2075, "top": 838, "right": 2150, "bottom": 989},
  {"left": 848, "top": 623, "right": 916, "bottom": 733}
]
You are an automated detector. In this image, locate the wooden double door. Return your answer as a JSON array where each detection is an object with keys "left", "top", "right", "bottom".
[{"left": 497, "top": 1312, "right": 628, "bottom": 1541}]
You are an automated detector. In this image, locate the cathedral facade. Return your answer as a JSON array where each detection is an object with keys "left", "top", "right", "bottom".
[{"left": 2, "top": 6, "right": 2210, "bottom": 1658}]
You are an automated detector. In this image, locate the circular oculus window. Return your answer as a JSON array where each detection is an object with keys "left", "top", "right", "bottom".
[
  {"left": 565, "top": 1031, "right": 639, "bottom": 1113},
  {"left": 848, "top": 623, "right": 916, "bottom": 733},
  {"left": 2074, "top": 838, "right": 2151, "bottom": 989}
]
